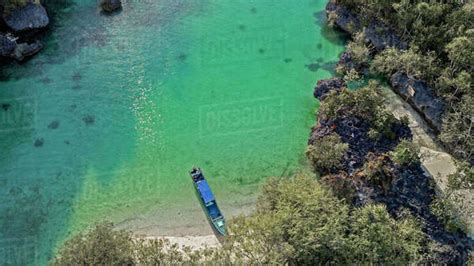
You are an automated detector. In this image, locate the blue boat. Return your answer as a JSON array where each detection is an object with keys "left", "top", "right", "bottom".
[{"left": 190, "top": 167, "right": 226, "bottom": 236}]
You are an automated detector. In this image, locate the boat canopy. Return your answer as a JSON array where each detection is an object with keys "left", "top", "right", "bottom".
[{"left": 197, "top": 180, "right": 215, "bottom": 204}]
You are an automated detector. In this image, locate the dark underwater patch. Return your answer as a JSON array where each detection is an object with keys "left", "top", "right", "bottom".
[
  {"left": 48, "top": 120, "right": 60, "bottom": 129},
  {"left": 2, "top": 103, "right": 11, "bottom": 111},
  {"left": 177, "top": 53, "right": 187, "bottom": 61},
  {"left": 72, "top": 71, "right": 82, "bottom": 81},
  {"left": 305, "top": 63, "right": 319, "bottom": 72},
  {"left": 34, "top": 138, "right": 44, "bottom": 147},
  {"left": 82, "top": 115, "right": 95, "bottom": 125},
  {"left": 40, "top": 77, "right": 53, "bottom": 84}
]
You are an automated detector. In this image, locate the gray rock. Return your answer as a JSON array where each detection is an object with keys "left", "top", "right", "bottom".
[
  {"left": 313, "top": 77, "right": 346, "bottom": 101},
  {"left": 326, "top": 1, "right": 361, "bottom": 34},
  {"left": 326, "top": 1, "right": 406, "bottom": 52},
  {"left": 11, "top": 41, "right": 42, "bottom": 61},
  {"left": 100, "top": 0, "right": 122, "bottom": 12},
  {"left": 390, "top": 72, "right": 445, "bottom": 132},
  {"left": 337, "top": 51, "right": 369, "bottom": 75},
  {"left": 0, "top": 34, "right": 16, "bottom": 57},
  {"left": 3, "top": 2, "right": 49, "bottom": 33},
  {"left": 364, "top": 21, "right": 407, "bottom": 52},
  {"left": 0, "top": 33, "right": 42, "bottom": 61}
]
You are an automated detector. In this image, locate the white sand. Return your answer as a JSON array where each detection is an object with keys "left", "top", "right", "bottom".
[{"left": 142, "top": 235, "right": 221, "bottom": 250}]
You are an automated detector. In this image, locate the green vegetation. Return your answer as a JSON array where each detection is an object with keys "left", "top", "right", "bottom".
[
  {"left": 390, "top": 139, "right": 421, "bottom": 166},
  {"left": 1, "top": 0, "right": 31, "bottom": 13},
  {"left": 51, "top": 222, "right": 135, "bottom": 265},
  {"left": 362, "top": 154, "right": 394, "bottom": 193},
  {"left": 336, "top": 32, "right": 369, "bottom": 81},
  {"left": 52, "top": 174, "right": 425, "bottom": 264},
  {"left": 337, "top": 1, "right": 473, "bottom": 166},
  {"left": 431, "top": 192, "right": 470, "bottom": 234},
  {"left": 318, "top": 81, "right": 402, "bottom": 142},
  {"left": 447, "top": 160, "right": 474, "bottom": 190},
  {"left": 306, "top": 133, "right": 348, "bottom": 174},
  {"left": 318, "top": 81, "right": 385, "bottom": 121}
]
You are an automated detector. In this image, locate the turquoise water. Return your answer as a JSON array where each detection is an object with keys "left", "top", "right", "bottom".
[{"left": 0, "top": 0, "right": 344, "bottom": 264}]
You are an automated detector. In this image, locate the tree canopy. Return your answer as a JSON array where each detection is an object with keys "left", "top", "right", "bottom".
[{"left": 52, "top": 174, "right": 425, "bottom": 265}]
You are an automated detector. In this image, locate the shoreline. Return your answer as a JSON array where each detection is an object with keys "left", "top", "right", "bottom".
[{"left": 141, "top": 235, "right": 221, "bottom": 250}]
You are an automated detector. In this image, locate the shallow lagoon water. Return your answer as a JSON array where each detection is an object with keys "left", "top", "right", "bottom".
[{"left": 0, "top": 0, "right": 344, "bottom": 264}]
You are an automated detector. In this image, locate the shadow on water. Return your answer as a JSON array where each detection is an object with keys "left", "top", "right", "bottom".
[
  {"left": 320, "top": 24, "right": 349, "bottom": 46},
  {"left": 0, "top": 0, "right": 207, "bottom": 263}
]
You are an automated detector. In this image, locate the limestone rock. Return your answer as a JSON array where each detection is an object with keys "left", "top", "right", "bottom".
[{"left": 3, "top": 2, "right": 49, "bottom": 33}]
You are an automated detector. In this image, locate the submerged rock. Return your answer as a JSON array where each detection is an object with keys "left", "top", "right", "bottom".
[
  {"left": 390, "top": 72, "right": 445, "bottom": 132},
  {"left": 82, "top": 115, "right": 95, "bottom": 125},
  {"left": 34, "top": 138, "right": 44, "bottom": 147},
  {"left": 3, "top": 2, "right": 49, "bottom": 33},
  {"left": 100, "top": 0, "right": 122, "bottom": 12},
  {"left": 48, "top": 120, "right": 59, "bottom": 129}
]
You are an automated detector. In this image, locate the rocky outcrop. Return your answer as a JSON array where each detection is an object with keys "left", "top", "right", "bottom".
[
  {"left": 390, "top": 72, "right": 445, "bottom": 132},
  {"left": 100, "top": 0, "right": 122, "bottom": 12},
  {"left": 326, "top": 0, "right": 442, "bottom": 136},
  {"left": 0, "top": 1, "right": 49, "bottom": 62},
  {"left": 0, "top": 33, "right": 42, "bottom": 61},
  {"left": 3, "top": 2, "right": 49, "bottom": 33},
  {"left": 326, "top": 1, "right": 361, "bottom": 34},
  {"left": 11, "top": 41, "right": 42, "bottom": 61},
  {"left": 313, "top": 77, "right": 345, "bottom": 101},
  {"left": 310, "top": 78, "right": 412, "bottom": 174},
  {"left": 309, "top": 78, "right": 473, "bottom": 264},
  {"left": 337, "top": 51, "right": 369, "bottom": 75},
  {"left": 0, "top": 34, "right": 16, "bottom": 57},
  {"left": 326, "top": 1, "right": 406, "bottom": 52},
  {"left": 363, "top": 20, "right": 407, "bottom": 52}
]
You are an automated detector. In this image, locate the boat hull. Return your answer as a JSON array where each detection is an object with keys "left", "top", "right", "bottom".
[{"left": 190, "top": 168, "right": 226, "bottom": 236}]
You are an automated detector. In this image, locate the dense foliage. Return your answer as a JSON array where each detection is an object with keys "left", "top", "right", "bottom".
[
  {"left": 337, "top": 0, "right": 473, "bottom": 167},
  {"left": 390, "top": 139, "right": 421, "bottom": 166},
  {"left": 306, "top": 133, "right": 348, "bottom": 174},
  {"left": 52, "top": 175, "right": 425, "bottom": 265}
]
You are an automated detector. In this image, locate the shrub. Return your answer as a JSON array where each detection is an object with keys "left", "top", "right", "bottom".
[
  {"left": 371, "top": 47, "right": 439, "bottom": 81},
  {"left": 318, "top": 80, "right": 385, "bottom": 122},
  {"left": 370, "top": 110, "right": 399, "bottom": 140},
  {"left": 390, "top": 139, "right": 420, "bottom": 166},
  {"left": 306, "top": 133, "right": 348, "bottom": 174},
  {"left": 321, "top": 172, "right": 357, "bottom": 203},
  {"left": 348, "top": 204, "right": 424, "bottom": 264},
  {"left": 439, "top": 95, "right": 473, "bottom": 162},
  {"left": 447, "top": 161, "right": 474, "bottom": 190},
  {"left": 51, "top": 222, "right": 135, "bottom": 266},
  {"left": 346, "top": 32, "right": 370, "bottom": 66},
  {"left": 431, "top": 192, "right": 469, "bottom": 234},
  {"left": 3, "top": 0, "right": 31, "bottom": 13},
  {"left": 52, "top": 175, "right": 425, "bottom": 265},
  {"left": 363, "top": 154, "right": 394, "bottom": 193}
]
